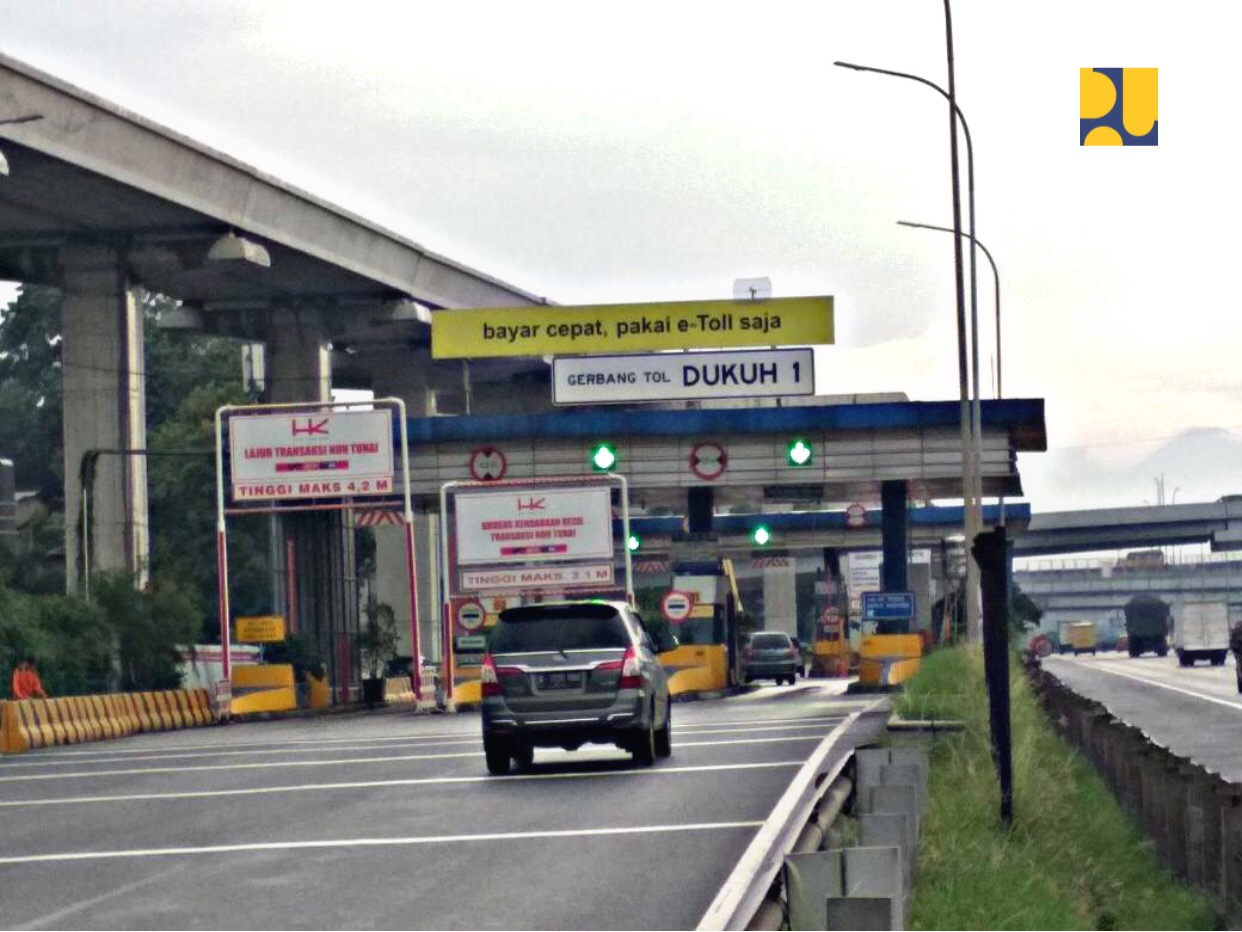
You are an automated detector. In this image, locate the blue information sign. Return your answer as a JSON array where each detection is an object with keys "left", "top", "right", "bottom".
[{"left": 861, "top": 591, "right": 915, "bottom": 623}]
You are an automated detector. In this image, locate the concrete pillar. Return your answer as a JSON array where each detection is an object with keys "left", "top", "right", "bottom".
[
  {"left": 265, "top": 311, "right": 330, "bottom": 405},
  {"left": 368, "top": 352, "right": 440, "bottom": 666},
  {"left": 880, "top": 480, "right": 908, "bottom": 594},
  {"left": 61, "top": 245, "right": 148, "bottom": 590},
  {"left": 262, "top": 314, "right": 358, "bottom": 692}
]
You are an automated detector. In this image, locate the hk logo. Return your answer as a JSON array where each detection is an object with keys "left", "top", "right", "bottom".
[{"left": 1081, "top": 68, "right": 1157, "bottom": 145}]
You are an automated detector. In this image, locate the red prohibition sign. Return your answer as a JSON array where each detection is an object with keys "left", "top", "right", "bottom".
[
  {"left": 469, "top": 445, "right": 507, "bottom": 481},
  {"left": 689, "top": 441, "right": 727, "bottom": 481}
]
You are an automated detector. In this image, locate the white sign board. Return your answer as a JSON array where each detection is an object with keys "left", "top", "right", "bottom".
[
  {"left": 461, "top": 562, "right": 615, "bottom": 591},
  {"left": 846, "top": 551, "right": 882, "bottom": 596},
  {"left": 455, "top": 486, "right": 614, "bottom": 565},
  {"left": 552, "top": 348, "right": 815, "bottom": 405},
  {"left": 229, "top": 410, "right": 394, "bottom": 501}
]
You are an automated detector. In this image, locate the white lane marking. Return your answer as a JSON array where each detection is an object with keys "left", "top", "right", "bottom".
[
  {"left": 10, "top": 865, "right": 181, "bottom": 930},
  {"left": 0, "top": 751, "right": 481, "bottom": 783},
  {"left": 670, "top": 723, "right": 843, "bottom": 738},
  {"left": 0, "top": 733, "right": 828, "bottom": 783},
  {"left": 3, "top": 719, "right": 841, "bottom": 770},
  {"left": 1082, "top": 663, "right": 1242, "bottom": 711},
  {"left": 3, "top": 729, "right": 479, "bottom": 759},
  {"left": 0, "top": 716, "right": 842, "bottom": 770},
  {"left": 675, "top": 720, "right": 839, "bottom": 735},
  {"left": 0, "top": 821, "right": 764, "bottom": 865},
  {"left": 0, "top": 761, "right": 804, "bottom": 809},
  {"left": 0, "top": 738, "right": 481, "bottom": 769}
]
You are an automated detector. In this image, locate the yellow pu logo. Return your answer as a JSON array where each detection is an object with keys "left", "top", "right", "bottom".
[{"left": 1081, "top": 68, "right": 1158, "bottom": 145}]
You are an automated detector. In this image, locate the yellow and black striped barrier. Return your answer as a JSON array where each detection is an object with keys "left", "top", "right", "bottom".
[{"left": 0, "top": 687, "right": 218, "bottom": 754}]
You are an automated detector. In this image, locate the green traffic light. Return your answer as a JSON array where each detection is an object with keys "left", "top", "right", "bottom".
[
  {"left": 590, "top": 442, "right": 617, "bottom": 472},
  {"left": 626, "top": 533, "right": 641, "bottom": 552},
  {"left": 752, "top": 525, "right": 772, "bottom": 546},
  {"left": 787, "top": 439, "right": 813, "bottom": 467}
]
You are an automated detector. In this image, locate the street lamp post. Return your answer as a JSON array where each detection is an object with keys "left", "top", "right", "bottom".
[
  {"left": 898, "top": 220, "right": 1001, "bottom": 398},
  {"left": 834, "top": 57, "right": 983, "bottom": 638}
]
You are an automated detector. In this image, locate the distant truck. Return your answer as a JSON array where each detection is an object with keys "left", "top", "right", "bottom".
[
  {"left": 1173, "top": 600, "right": 1229, "bottom": 667},
  {"left": 1124, "top": 594, "right": 1171, "bottom": 658},
  {"left": 1067, "top": 621, "right": 1099, "bottom": 656}
]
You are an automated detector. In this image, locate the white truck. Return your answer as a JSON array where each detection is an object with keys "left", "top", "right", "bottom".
[{"left": 1173, "top": 600, "right": 1230, "bottom": 667}]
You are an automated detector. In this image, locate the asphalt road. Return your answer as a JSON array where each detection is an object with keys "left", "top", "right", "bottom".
[
  {"left": 0, "top": 682, "right": 883, "bottom": 930},
  {"left": 1043, "top": 652, "right": 1242, "bottom": 782}
]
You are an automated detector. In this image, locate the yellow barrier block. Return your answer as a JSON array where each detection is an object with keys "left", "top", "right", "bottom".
[
  {"left": 44, "top": 699, "right": 68, "bottom": 745},
  {"left": 662, "top": 643, "right": 728, "bottom": 696},
  {"left": 149, "top": 692, "right": 172, "bottom": 729},
  {"left": 170, "top": 691, "right": 191, "bottom": 726},
  {"left": 1, "top": 701, "right": 29, "bottom": 753},
  {"left": 89, "top": 696, "right": 115, "bottom": 739},
  {"left": 230, "top": 687, "right": 297, "bottom": 715},
  {"left": 188, "top": 688, "right": 216, "bottom": 725},
  {"left": 453, "top": 679, "right": 482, "bottom": 706},
  {"left": 121, "top": 695, "right": 140, "bottom": 735},
  {"left": 858, "top": 634, "right": 924, "bottom": 687},
  {"left": 64, "top": 698, "right": 89, "bottom": 743},
  {"left": 16, "top": 701, "right": 43, "bottom": 748},
  {"left": 32, "top": 699, "right": 57, "bottom": 746},
  {"left": 308, "top": 676, "right": 331, "bottom": 709},
  {"left": 102, "top": 695, "right": 125, "bottom": 738},
  {"left": 233, "top": 664, "right": 295, "bottom": 690},
  {"left": 68, "top": 697, "right": 95, "bottom": 741},
  {"left": 135, "top": 694, "right": 151, "bottom": 730}
]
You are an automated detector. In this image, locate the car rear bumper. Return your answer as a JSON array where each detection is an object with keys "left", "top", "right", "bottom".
[
  {"left": 482, "top": 691, "right": 650, "bottom": 748},
  {"left": 744, "top": 661, "right": 798, "bottom": 678}
]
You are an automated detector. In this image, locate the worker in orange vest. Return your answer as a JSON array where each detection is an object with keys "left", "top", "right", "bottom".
[{"left": 11, "top": 656, "right": 48, "bottom": 700}]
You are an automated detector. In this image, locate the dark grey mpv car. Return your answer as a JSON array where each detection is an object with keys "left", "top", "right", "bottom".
[{"left": 480, "top": 601, "right": 675, "bottom": 775}]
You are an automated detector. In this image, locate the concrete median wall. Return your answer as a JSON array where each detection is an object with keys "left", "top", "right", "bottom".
[
  {"left": 0, "top": 687, "right": 215, "bottom": 754},
  {"left": 1031, "top": 665, "right": 1241, "bottom": 918}
]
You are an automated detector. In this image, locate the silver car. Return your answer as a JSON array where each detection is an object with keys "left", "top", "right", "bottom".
[{"left": 480, "top": 600, "right": 675, "bottom": 775}]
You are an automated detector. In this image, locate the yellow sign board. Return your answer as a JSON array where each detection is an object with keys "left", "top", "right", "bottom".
[
  {"left": 235, "top": 615, "right": 287, "bottom": 643},
  {"left": 431, "top": 296, "right": 834, "bottom": 359}
]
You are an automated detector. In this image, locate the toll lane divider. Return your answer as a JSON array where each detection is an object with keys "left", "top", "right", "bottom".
[{"left": 0, "top": 688, "right": 217, "bottom": 755}]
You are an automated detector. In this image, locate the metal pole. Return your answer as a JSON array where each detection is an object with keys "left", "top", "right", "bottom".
[
  {"left": 214, "top": 407, "right": 234, "bottom": 699},
  {"left": 897, "top": 221, "right": 1002, "bottom": 399},
  {"left": 393, "top": 397, "right": 422, "bottom": 701},
  {"left": 834, "top": 44, "right": 980, "bottom": 638}
]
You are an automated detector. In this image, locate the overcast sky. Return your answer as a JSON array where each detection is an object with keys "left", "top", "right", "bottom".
[{"left": 0, "top": 1, "right": 1234, "bottom": 514}]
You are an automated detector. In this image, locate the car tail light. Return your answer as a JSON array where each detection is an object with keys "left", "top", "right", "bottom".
[
  {"left": 481, "top": 655, "right": 521, "bottom": 697},
  {"left": 481, "top": 654, "right": 502, "bottom": 697},
  {"left": 598, "top": 646, "right": 643, "bottom": 689}
]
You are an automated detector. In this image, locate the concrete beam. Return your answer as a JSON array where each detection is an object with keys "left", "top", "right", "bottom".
[{"left": 0, "top": 52, "right": 542, "bottom": 311}]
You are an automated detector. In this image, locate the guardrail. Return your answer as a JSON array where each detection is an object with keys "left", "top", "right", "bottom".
[
  {"left": 1, "top": 688, "right": 216, "bottom": 754},
  {"left": 1031, "top": 663, "right": 1242, "bottom": 920},
  {"left": 696, "top": 699, "right": 895, "bottom": 930}
]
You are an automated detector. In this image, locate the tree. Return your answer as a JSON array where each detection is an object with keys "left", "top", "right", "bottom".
[
  {"left": 0, "top": 285, "right": 64, "bottom": 503},
  {"left": 89, "top": 571, "right": 200, "bottom": 691}
]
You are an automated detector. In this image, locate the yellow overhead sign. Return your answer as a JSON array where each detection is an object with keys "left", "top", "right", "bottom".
[
  {"left": 431, "top": 296, "right": 834, "bottom": 359},
  {"left": 235, "top": 615, "right": 287, "bottom": 643}
]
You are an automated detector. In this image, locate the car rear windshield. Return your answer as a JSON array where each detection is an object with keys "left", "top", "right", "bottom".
[
  {"left": 751, "top": 633, "right": 791, "bottom": 649},
  {"left": 490, "top": 609, "right": 631, "bottom": 653}
]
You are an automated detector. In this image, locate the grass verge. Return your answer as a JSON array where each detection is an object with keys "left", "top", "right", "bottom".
[{"left": 895, "top": 646, "right": 1220, "bottom": 930}]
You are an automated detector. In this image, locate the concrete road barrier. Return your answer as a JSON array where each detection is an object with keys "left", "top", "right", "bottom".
[{"left": 0, "top": 687, "right": 217, "bottom": 754}]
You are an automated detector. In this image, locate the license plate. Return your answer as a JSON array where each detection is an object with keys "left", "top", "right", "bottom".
[{"left": 537, "top": 671, "right": 582, "bottom": 690}]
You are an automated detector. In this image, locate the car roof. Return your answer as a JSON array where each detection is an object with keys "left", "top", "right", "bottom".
[{"left": 498, "top": 600, "right": 633, "bottom": 623}]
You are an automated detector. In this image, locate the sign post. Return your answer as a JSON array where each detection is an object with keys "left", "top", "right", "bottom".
[{"left": 215, "top": 399, "right": 416, "bottom": 712}]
